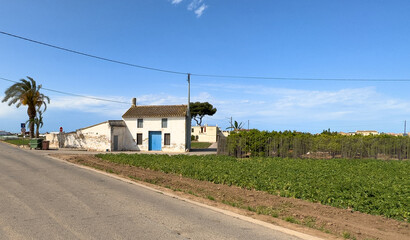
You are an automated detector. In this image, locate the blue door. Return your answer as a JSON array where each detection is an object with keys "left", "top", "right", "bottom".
[{"left": 149, "top": 131, "right": 162, "bottom": 151}]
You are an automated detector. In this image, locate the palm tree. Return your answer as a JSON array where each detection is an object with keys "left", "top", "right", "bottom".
[
  {"left": 2, "top": 77, "right": 50, "bottom": 138},
  {"left": 26, "top": 110, "right": 44, "bottom": 138},
  {"left": 227, "top": 120, "right": 244, "bottom": 131}
]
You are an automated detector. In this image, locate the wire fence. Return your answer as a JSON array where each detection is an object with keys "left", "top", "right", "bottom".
[{"left": 217, "top": 130, "right": 410, "bottom": 160}]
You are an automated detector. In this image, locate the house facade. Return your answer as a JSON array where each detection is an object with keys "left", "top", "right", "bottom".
[
  {"left": 122, "top": 104, "right": 190, "bottom": 152},
  {"left": 191, "top": 125, "right": 228, "bottom": 142}
]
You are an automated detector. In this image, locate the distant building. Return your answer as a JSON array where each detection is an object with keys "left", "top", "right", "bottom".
[
  {"left": 339, "top": 132, "right": 355, "bottom": 136},
  {"left": 191, "top": 124, "right": 228, "bottom": 142},
  {"left": 0, "top": 130, "right": 12, "bottom": 136},
  {"left": 355, "top": 130, "right": 379, "bottom": 136},
  {"left": 385, "top": 132, "right": 405, "bottom": 136},
  {"left": 191, "top": 124, "right": 229, "bottom": 143}
]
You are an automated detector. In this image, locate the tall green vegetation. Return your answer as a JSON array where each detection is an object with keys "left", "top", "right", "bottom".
[
  {"left": 190, "top": 102, "right": 217, "bottom": 126},
  {"left": 2, "top": 77, "right": 50, "bottom": 138},
  {"left": 223, "top": 129, "right": 410, "bottom": 159}
]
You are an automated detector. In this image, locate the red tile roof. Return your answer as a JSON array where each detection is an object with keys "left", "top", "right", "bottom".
[{"left": 122, "top": 105, "right": 187, "bottom": 118}]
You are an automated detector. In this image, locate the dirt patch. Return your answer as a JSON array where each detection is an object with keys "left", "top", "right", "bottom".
[{"left": 52, "top": 154, "right": 409, "bottom": 240}]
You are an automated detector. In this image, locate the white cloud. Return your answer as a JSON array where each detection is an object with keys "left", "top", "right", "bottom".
[
  {"left": 194, "top": 83, "right": 410, "bottom": 131},
  {"left": 187, "top": 0, "right": 202, "bottom": 10},
  {"left": 137, "top": 94, "right": 186, "bottom": 105},
  {"left": 170, "top": 0, "right": 208, "bottom": 17},
  {"left": 194, "top": 4, "right": 208, "bottom": 17},
  {"left": 0, "top": 101, "right": 26, "bottom": 120},
  {"left": 171, "top": 0, "right": 183, "bottom": 4},
  {"left": 48, "top": 96, "right": 129, "bottom": 117},
  {"left": 47, "top": 93, "right": 190, "bottom": 114}
]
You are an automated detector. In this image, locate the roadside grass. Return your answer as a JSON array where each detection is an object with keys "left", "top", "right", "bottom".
[
  {"left": 190, "top": 142, "right": 212, "bottom": 149},
  {"left": 96, "top": 153, "right": 410, "bottom": 222},
  {"left": 3, "top": 138, "right": 30, "bottom": 146}
]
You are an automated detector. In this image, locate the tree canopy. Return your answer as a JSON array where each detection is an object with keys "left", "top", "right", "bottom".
[
  {"left": 2, "top": 77, "right": 50, "bottom": 138},
  {"left": 190, "top": 102, "right": 217, "bottom": 126}
]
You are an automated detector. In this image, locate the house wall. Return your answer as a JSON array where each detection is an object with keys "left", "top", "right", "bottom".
[
  {"left": 123, "top": 117, "right": 186, "bottom": 152},
  {"left": 112, "top": 126, "right": 126, "bottom": 151},
  {"left": 45, "top": 122, "right": 113, "bottom": 151},
  {"left": 191, "top": 126, "right": 220, "bottom": 142}
]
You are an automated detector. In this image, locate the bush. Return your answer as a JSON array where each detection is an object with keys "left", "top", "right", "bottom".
[{"left": 224, "top": 130, "right": 410, "bottom": 160}]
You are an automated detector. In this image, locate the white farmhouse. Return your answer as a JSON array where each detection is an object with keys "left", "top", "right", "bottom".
[
  {"left": 122, "top": 103, "right": 191, "bottom": 152},
  {"left": 46, "top": 99, "right": 191, "bottom": 153}
]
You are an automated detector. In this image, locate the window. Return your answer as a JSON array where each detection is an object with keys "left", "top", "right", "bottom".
[
  {"left": 164, "top": 133, "right": 170, "bottom": 145},
  {"left": 162, "top": 118, "right": 168, "bottom": 128},
  {"left": 191, "top": 128, "right": 194, "bottom": 132},
  {"left": 136, "top": 133, "right": 142, "bottom": 145},
  {"left": 137, "top": 119, "right": 143, "bottom": 128}
]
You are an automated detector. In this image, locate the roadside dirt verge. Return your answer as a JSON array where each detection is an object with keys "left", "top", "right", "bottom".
[{"left": 52, "top": 154, "right": 409, "bottom": 240}]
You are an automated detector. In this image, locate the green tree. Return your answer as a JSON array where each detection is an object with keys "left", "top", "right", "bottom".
[
  {"left": 190, "top": 102, "right": 217, "bottom": 126},
  {"left": 2, "top": 77, "right": 50, "bottom": 138},
  {"left": 26, "top": 110, "right": 44, "bottom": 138}
]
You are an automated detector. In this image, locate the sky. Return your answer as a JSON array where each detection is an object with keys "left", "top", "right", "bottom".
[{"left": 1, "top": 0, "right": 410, "bottom": 134}]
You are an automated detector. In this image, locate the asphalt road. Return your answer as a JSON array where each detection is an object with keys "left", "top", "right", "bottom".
[{"left": 0, "top": 142, "right": 304, "bottom": 240}]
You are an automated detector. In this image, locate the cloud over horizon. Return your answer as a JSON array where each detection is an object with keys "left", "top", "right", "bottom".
[{"left": 2, "top": 85, "right": 409, "bottom": 133}]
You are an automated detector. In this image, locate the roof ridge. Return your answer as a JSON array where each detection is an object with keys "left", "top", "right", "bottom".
[
  {"left": 122, "top": 104, "right": 187, "bottom": 118},
  {"left": 133, "top": 104, "right": 187, "bottom": 107}
]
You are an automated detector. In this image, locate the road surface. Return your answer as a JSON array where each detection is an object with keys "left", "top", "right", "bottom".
[{"left": 0, "top": 142, "right": 305, "bottom": 240}]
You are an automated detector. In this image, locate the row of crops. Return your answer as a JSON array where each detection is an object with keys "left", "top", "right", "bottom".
[
  {"left": 218, "top": 129, "right": 410, "bottom": 159},
  {"left": 97, "top": 153, "right": 409, "bottom": 222}
]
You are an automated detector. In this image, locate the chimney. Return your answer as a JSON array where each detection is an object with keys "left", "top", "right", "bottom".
[{"left": 132, "top": 98, "right": 136, "bottom": 107}]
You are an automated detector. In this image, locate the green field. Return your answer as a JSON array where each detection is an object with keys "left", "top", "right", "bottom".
[
  {"left": 96, "top": 154, "right": 410, "bottom": 222},
  {"left": 190, "top": 142, "right": 212, "bottom": 149},
  {"left": 3, "top": 138, "right": 30, "bottom": 146}
]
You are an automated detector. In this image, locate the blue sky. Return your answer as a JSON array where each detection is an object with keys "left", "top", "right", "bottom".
[{"left": 1, "top": 0, "right": 410, "bottom": 133}]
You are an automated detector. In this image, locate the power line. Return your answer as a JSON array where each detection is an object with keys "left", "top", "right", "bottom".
[
  {"left": 2, "top": 30, "right": 410, "bottom": 82},
  {"left": 0, "top": 77, "right": 129, "bottom": 105},
  {"left": 0, "top": 31, "right": 187, "bottom": 76},
  {"left": 190, "top": 73, "right": 410, "bottom": 82}
]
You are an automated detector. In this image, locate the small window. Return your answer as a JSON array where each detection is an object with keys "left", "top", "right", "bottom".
[
  {"left": 191, "top": 128, "right": 194, "bottom": 132},
  {"left": 162, "top": 118, "right": 168, "bottom": 128},
  {"left": 137, "top": 119, "right": 143, "bottom": 128},
  {"left": 137, "top": 133, "right": 142, "bottom": 145},
  {"left": 201, "top": 127, "right": 204, "bottom": 133},
  {"left": 164, "top": 133, "right": 170, "bottom": 145}
]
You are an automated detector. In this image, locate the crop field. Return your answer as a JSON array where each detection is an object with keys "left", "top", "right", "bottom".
[{"left": 97, "top": 154, "right": 409, "bottom": 222}]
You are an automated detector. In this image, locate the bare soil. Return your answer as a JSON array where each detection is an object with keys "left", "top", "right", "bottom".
[{"left": 52, "top": 154, "right": 409, "bottom": 240}]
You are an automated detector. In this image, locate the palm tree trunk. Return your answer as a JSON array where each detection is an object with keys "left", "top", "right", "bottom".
[
  {"left": 27, "top": 106, "right": 36, "bottom": 138},
  {"left": 36, "top": 124, "right": 39, "bottom": 138}
]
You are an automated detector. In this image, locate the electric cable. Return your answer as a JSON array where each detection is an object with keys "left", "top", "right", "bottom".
[
  {"left": 0, "top": 77, "right": 129, "bottom": 105},
  {"left": 2, "top": 31, "right": 410, "bottom": 82}
]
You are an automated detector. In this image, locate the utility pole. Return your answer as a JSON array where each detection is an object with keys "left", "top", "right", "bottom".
[
  {"left": 187, "top": 73, "right": 190, "bottom": 113},
  {"left": 186, "top": 73, "right": 191, "bottom": 151}
]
